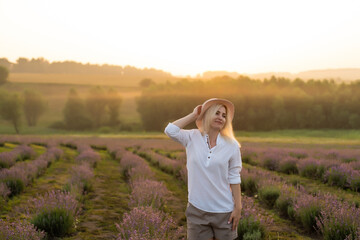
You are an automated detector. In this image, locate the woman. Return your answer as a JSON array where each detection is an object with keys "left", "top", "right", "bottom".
[{"left": 164, "top": 98, "right": 242, "bottom": 240}]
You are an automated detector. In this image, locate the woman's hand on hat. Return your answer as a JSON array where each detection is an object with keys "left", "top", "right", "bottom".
[{"left": 192, "top": 105, "right": 202, "bottom": 119}]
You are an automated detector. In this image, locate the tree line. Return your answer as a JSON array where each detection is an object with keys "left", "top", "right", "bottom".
[
  {"left": 0, "top": 86, "right": 122, "bottom": 133},
  {"left": 2, "top": 73, "right": 360, "bottom": 132},
  {"left": 57, "top": 87, "right": 122, "bottom": 131},
  {"left": 0, "top": 90, "right": 46, "bottom": 133},
  {"left": 0, "top": 57, "right": 174, "bottom": 81},
  {"left": 137, "top": 75, "right": 360, "bottom": 131}
]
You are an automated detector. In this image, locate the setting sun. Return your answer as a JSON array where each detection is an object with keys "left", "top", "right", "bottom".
[{"left": 1, "top": 0, "right": 360, "bottom": 76}]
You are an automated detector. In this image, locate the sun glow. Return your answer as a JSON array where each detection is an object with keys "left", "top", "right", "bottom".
[{"left": 1, "top": 0, "right": 360, "bottom": 76}]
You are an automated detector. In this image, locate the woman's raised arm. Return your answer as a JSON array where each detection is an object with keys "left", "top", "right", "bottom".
[{"left": 172, "top": 105, "right": 201, "bottom": 129}]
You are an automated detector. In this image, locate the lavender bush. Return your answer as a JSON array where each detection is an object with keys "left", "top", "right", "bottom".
[
  {"left": 120, "top": 152, "right": 154, "bottom": 181},
  {"left": 289, "top": 149, "right": 308, "bottom": 159},
  {"left": 0, "top": 219, "right": 45, "bottom": 240},
  {"left": 75, "top": 149, "right": 101, "bottom": 167},
  {"left": 293, "top": 193, "right": 323, "bottom": 233},
  {"left": 278, "top": 157, "right": 298, "bottom": 174},
  {"left": 241, "top": 147, "right": 258, "bottom": 165},
  {"left": 138, "top": 150, "right": 182, "bottom": 176},
  {"left": 323, "top": 164, "right": 355, "bottom": 189},
  {"left": 238, "top": 196, "right": 273, "bottom": 240},
  {"left": 316, "top": 195, "right": 360, "bottom": 240},
  {"left": 15, "top": 144, "right": 36, "bottom": 161},
  {"left": 179, "top": 165, "right": 188, "bottom": 184},
  {"left": 115, "top": 206, "right": 183, "bottom": 240},
  {"left": 129, "top": 179, "right": 168, "bottom": 209},
  {"left": 0, "top": 151, "right": 17, "bottom": 168},
  {"left": 0, "top": 182, "right": 10, "bottom": 198},
  {"left": 297, "top": 158, "right": 321, "bottom": 179},
  {"left": 26, "top": 190, "right": 80, "bottom": 237},
  {"left": 275, "top": 185, "right": 299, "bottom": 219},
  {"left": 258, "top": 185, "right": 280, "bottom": 209},
  {"left": 261, "top": 151, "right": 281, "bottom": 171},
  {"left": 240, "top": 169, "right": 259, "bottom": 197},
  {"left": 69, "top": 163, "right": 94, "bottom": 194},
  {"left": 0, "top": 144, "right": 36, "bottom": 169},
  {"left": 0, "top": 147, "right": 60, "bottom": 195}
]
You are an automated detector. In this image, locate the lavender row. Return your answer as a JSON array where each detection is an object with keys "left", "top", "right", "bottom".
[
  {"left": 138, "top": 148, "right": 188, "bottom": 183},
  {"left": 241, "top": 165, "right": 360, "bottom": 239},
  {"left": 115, "top": 148, "right": 184, "bottom": 240},
  {"left": 23, "top": 143, "right": 98, "bottom": 238},
  {"left": 74, "top": 143, "right": 101, "bottom": 167},
  {"left": 0, "top": 147, "right": 64, "bottom": 198},
  {"left": 135, "top": 148, "right": 278, "bottom": 239},
  {"left": 243, "top": 146, "right": 360, "bottom": 192},
  {"left": 0, "top": 143, "right": 81, "bottom": 239},
  {"left": 0, "top": 144, "right": 36, "bottom": 169},
  {"left": 0, "top": 219, "right": 45, "bottom": 240}
]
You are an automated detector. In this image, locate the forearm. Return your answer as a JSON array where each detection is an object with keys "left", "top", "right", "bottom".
[
  {"left": 172, "top": 112, "right": 197, "bottom": 129},
  {"left": 230, "top": 184, "right": 242, "bottom": 210}
]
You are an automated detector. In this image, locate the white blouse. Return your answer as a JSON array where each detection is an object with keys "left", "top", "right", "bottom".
[{"left": 164, "top": 123, "right": 242, "bottom": 213}]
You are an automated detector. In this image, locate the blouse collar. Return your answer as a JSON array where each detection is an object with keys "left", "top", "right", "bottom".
[{"left": 203, "top": 132, "right": 224, "bottom": 148}]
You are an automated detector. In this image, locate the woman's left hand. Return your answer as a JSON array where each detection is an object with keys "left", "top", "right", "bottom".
[{"left": 228, "top": 207, "right": 242, "bottom": 231}]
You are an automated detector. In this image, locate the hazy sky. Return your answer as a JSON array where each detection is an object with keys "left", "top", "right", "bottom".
[{"left": 1, "top": 0, "right": 360, "bottom": 76}]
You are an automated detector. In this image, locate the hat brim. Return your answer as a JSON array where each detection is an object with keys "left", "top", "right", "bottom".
[{"left": 195, "top": 98, "right": 234, "bottom": 129}]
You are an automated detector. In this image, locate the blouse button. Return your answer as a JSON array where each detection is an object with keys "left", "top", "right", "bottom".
[{"left": 208, "top": 156, "right": 210, "bottom": 159}]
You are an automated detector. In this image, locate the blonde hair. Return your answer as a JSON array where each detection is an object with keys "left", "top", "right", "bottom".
[{"left": 200, "top": 104, "right": 240, "bottom": 146}]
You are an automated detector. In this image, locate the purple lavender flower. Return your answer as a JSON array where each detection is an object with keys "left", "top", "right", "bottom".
[
  {"left": 297, "top": 157, "right": 321, "bottom": 179},
  {"left": 0, "top": 151, "right": 17, "bottom": 168},
  {"left": 323, "top": 164, "right": 356, "bottom": 189},
  {"left": 0, "top": 182, "right": 10, "bottom": 199},
  {"left": 316, "top": 194, "right": 360, "bottom": 239},
  {"left": 129, "top": 179, "right": 168, "bottom": 209},
  {"left": 75, "top": 149, "right": 101, "bottom": 167},
  {"left": 0, "top": 219, "right": 46, "bottom": 240},
  {"left": 115, "top": 206, "right": 183, "bottom": 240},
  {"left": 69, "top": 163, "right": 94, "bottom": 194},
  {"left": 26, "top": 190, "right": 81, "bottom": 218},
  {"left": 289, "top": 149, "right": 308, "bottom": 159},
  {"left": 143, "top": 150, "right": 182, "bottom": 176},
  {"left": 260, "top": 151, "right": 282, "bottom": 171},
  {"left": 121, "top": 152, "right": 155, "bottom": 180}
]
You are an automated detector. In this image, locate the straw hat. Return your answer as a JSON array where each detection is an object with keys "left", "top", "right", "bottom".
[{"left": 195, "top": 98, "right": 234, "bottom": 129}]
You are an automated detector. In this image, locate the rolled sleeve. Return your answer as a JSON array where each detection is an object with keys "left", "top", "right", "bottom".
[
  {"left": 228, "top": 146, "right": 242, "bottom": 184},
  {"left": 164, "top": 123, "right": 193, "bottom": 147}
]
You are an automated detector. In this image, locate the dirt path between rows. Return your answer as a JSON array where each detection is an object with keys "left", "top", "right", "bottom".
[{"left": 64, "top": 150, "right": 130, "bottom": 240}]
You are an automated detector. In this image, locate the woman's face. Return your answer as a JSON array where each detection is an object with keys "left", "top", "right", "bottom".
[{"left": 210, "top": 106, "right": 227, "bottom": 131}]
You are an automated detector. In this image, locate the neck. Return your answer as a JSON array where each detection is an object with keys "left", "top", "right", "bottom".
[{"left": 207, "top": 128, "right": 220, "bottom": 143}]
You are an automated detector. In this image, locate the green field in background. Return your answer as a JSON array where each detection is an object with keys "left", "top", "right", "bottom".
[{"left": 1, "top": 124, "right": 360, "bottom": 145}]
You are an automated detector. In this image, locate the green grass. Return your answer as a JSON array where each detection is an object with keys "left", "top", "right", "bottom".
[
  {"left": 0, "top": 143, "right": 17, "bottom": 153},
  {"left": 1, "top": 126, "right": 360, "bottom": 145},
  {"left": 64, "top": 149, "right": 131, "bottom": 240}
]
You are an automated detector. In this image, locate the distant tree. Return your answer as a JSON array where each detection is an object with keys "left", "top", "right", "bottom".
[
  {"left": 0, "top": 66, "right": 9, "bottom": 85},
  {"left": 0, "top": 58, "right": 12, "bottom": 70},
  {"left": 85, "top": 86, "right": 107, "bottom": 128},
  {"left": 106, "top": 88, "right": 122, "bottom": 126},
  {"left": 0, "top": 93, "right": 22, "bottom": 134},
  {"left": 63, "top": 89, "right": 92, "bottom": 130},
  {"left": 23, "top": 90, "right": 46, "bottom": 126},
  {"left": 139, "top": 78, "right": 155, "bottom": 88}
]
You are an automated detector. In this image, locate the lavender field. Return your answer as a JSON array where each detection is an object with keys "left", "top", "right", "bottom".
[{"left": 1, "top": 135, "right": 360, "bottom": 240}]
